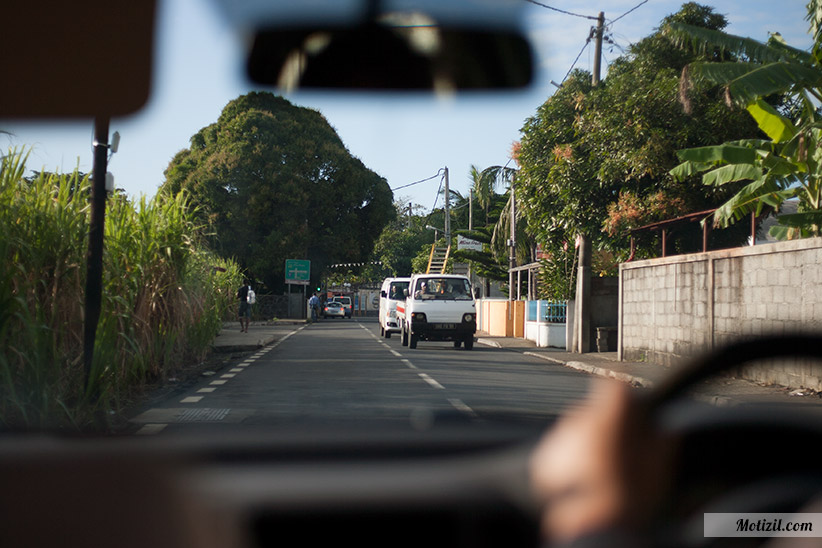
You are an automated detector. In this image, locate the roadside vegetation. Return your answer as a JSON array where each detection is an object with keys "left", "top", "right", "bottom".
[
  {"left": 0, "top": 149, "right": 241, "bottom": 431},
  {"left": 669, "top": 0, "right": 822, "bottom": 239}
]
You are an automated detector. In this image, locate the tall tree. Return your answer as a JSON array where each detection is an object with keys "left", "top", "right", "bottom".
[
  {"left": 517, "top": 3, "right": 759, "bottom": 272},
  {"left": 161, "top": 92, "right": 394, "bottom": 292}
]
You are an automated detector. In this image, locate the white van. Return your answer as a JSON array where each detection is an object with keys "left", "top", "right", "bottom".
[
  {"left": 396, "top": 274, "right": 476, "bottom": 349},
  {"left": 378, "top": 277, "right": 410, "bottom": 338}
]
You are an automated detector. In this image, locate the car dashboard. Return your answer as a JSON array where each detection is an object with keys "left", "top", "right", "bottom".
[{"left": 0, "top": 421, "right": 544, "bottom": 548}]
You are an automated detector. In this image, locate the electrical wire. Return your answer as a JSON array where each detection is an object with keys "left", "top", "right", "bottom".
[
  {"left": 561, "top": 38, "right": 591, "bottom": 84},
  {"left": 430, "top": 171, "right": 445, "bottom": 212},
  {"left": 390, "top": 170, "right": 442, "bottom": 191},
  {"left": 609, "top": 0, "right": 649, "bottom": 25},
  {"left": 522, "top": 0, "right": 599, "bottom": 20}
]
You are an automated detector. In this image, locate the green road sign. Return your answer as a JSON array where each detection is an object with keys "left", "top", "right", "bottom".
[{"left": 285, "top": 259, "right": 310, "bottom": 285}]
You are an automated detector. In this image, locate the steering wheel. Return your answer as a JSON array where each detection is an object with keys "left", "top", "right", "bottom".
[{"left": 634, "top": 335, "right": 822, "bottom": 548}]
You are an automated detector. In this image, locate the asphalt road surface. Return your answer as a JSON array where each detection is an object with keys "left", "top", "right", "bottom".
[{"left": 131, "top": 318, "right": 594, "bottom": 436}]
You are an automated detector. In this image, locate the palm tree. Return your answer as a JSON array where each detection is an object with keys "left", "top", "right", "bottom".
[
  {"left": 667, "top": 5, "right": 822, "bottom": 238},
  {"left": 468, "top": 163, "right": 517, "bottom": 223},
  {"left": 490, "top": 185, "right": 533, "bottom": 266}
]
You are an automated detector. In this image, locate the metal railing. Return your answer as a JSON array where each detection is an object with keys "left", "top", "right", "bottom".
[{"left": 527, "top": 300, "right": 567, "bottom": 323}]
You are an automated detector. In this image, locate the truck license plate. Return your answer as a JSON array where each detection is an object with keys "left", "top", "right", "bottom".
[{"left": 436, "top": 324, "right": 456, "bottom": 329}]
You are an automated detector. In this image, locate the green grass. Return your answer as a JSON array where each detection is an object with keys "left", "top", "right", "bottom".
[{"left": 0, "top": 148, "right": 242, "bottom": 431}]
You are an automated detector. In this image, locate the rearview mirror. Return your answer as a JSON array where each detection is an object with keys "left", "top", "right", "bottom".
[
  {"left": 219, "top": 0, "right": 534, "bottom": 92},
  {"left": 1, "top": 2, "right": 156, "bottom": 118},
  {"left": 247, "top": 23, "right": 533, "bottom": 91}
]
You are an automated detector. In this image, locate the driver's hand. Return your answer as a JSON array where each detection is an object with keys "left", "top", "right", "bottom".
[{"left": 530, "top": 380, "right": 674, "bottom": 544}]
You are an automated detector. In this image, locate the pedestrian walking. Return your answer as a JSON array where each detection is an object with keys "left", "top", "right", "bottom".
[
  {"left": 237, "top": 280, "right": 252, "bottom": 332},
  {"left": 308, "top": 292, "right": 320, "bottom": 322}
]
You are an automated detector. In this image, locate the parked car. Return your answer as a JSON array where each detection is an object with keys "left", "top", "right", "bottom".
[
  {"left": 379, "top": 277, "right": 410, "bottom": 338},
  {"left": 323, "top": 301, "right": 345, "bottom": 319},
  {"left": 332, "top": 296, "right": 353, "bottom": 318}
]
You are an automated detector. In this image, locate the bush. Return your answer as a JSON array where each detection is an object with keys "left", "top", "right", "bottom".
[{"left": 0, "top": 148, "right": 241, "bottom": 430}]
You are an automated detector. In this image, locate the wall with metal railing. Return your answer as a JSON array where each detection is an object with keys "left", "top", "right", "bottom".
[{"left": 525, "top": 300, "right": 568, "bottom": 348}]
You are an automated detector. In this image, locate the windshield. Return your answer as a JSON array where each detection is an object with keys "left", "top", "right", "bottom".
[
  {"left": 389, "top": 281, "right": 409, "bottom": 300},
  {"left": 413, "top": 278, "right": 472, "bottom": 301},
  {"left": 1, "top": 0, "right": 817, "bottom": 437}
]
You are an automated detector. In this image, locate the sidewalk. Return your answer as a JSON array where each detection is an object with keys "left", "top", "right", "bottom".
[
  {"left": 211, "top": 319, "right": 306, "bottom": 353},
  {"left": 475, "top": 331, "right": 822, "bottom": 409}
]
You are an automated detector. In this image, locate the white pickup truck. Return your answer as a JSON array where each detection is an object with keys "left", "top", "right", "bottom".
[{"left": 396, "top": 274, "right": 476, "bottom": 350}]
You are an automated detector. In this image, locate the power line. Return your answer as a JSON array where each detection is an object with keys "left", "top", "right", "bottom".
[
  {"left": 390, "top": 170, "right": 443, "bottom": 191},
  {"left": 561, "top": 38, "right": 591, "bottom": 84},
  {"left": 523, "top": 0, "right": 599, "bottom": 20},
  {"left": 430, "top": 171, "right": 445, "bottom": 212},
  {"left": 609, "top": 0, "right": 649, "bottom": 25}
]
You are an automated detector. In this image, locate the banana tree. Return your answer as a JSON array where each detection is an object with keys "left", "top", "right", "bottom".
[
  {"left": 671, "top": 99, "right": 822, "bottom": 238},
  {"left": 667, "top": 6, "right": 822, "bottom": 239}
]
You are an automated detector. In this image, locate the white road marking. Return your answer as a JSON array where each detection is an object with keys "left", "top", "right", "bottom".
[
  {"left": 418, "top": 373, "right": 445, "bottom": 390},
  {"left": 221, "top": 373, "right": 236, "bottom": 378},
  {"left": 210, "top": 380, "right": 227, "bottom": 385},
  {"left": 390, "top": 350, "right": 402, "bottom": 357},
  {"left": 136, "top": 423, "right": 167, "bottom": 435},
  {"left": 197, "top": 387, "right": 216, "bottom": 393},
  {"left": 180, "top": 396, "right": 203, "bottom": 403},
  {"left": 401, "top": 359, "right": 416, "bottom": 369},
  {"left": 448, "top": 398, "right": 478, "bottom": 417},
  {"left": 230, "top": 368, "right": 243, "bottom": 372}
]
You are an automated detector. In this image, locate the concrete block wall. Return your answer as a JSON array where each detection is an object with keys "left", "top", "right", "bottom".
[{"left": 619, "top": 238, "right": 822, "bottom": 390}]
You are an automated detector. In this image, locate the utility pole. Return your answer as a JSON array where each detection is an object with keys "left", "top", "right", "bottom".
[
  {"left": 573, "top": 11, "right": 604, "bottom": 354},
  {"left": 468, "top": 188, "right": 473, "bottom": 283},
  {"left": 444, "top": 166, "right": 451, "bottom": 243},
  {"left": 508, "top": 176, "right": 516, "bottom": 311},
  {"left": 592, "top": 11, "right": 604, "bottom": 87},
  {"left": 83, "top": 117, "right": 110, "bottom": 395}
]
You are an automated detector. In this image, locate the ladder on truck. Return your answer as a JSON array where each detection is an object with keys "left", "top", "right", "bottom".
[{"left": 426, "top": 244, "right": 450, "bottom": 274}]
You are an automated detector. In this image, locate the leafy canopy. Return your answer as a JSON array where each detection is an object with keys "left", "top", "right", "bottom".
[
  {"left": 161, "top": 92, "right": 394, "bottom": 292},
  {"left": 517, "top": 2, "right": 757, "bottom": 276},
  {"left": 669, "top": 2, "right": 822, "bottom": 239}
]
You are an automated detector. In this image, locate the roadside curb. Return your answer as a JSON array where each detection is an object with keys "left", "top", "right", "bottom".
[
  {"left": 480, "top": 338, "right": 742, "bottom": 405},
  {"left": 211, "top": 340, "right": 270, "bottom": 353},
  {"left": 523, "top": 352, "right": 655, "bottom": 388},
  {"left": 476, "top": 338, "right": 501, "bottom": 348},
  {"left": 526, "top": 352, "right": 743, "bottom": 406},
  {"left": 211, "top": 333, "right": 280, "bottom": 353}
]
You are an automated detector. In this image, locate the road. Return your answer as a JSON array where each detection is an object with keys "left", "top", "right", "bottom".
[{"left": 131, "top": 318, "right": 594, "bottom": 435}]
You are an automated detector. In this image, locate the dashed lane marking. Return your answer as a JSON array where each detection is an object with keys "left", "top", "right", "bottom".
[
  {"left": 180, "top": 396, "right": 203, "bottom": 403},
  {"left": 448, "top": 398, "right": 478, "bottom": 418},
  {"left": 197, "top": 387, "right": 216, "bottom": 393},
  {"left": 418, "top": 373, "right": 445, "bottom": 390}
]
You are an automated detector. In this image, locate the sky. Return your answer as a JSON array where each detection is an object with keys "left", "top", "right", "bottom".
[{"left": 2, "top": 0, "right": 815, "bottom": 214}]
